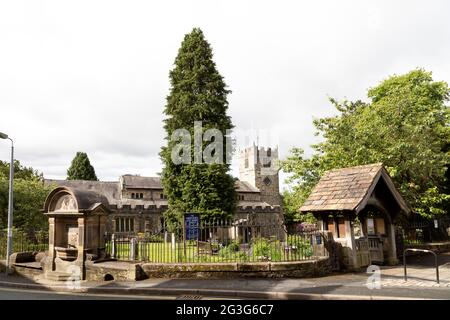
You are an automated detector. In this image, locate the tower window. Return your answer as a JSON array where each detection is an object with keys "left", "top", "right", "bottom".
[
  {"left": 245, "top": 157, "right": 249, "bottom": 168},
  {"left": 131, "top": 193, "right": 135, "bottom": 199},
  {"left": 263, "top": 177, "right": 272, "bottom": 186},
  {"left": 267, "top": 148, "right": 271, "bottom": 157},
  {"left": 263, "top": 161, "right": 271, "bottom": 168}
]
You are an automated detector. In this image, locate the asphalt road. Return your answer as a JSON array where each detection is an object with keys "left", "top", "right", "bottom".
[
  {"left": 0, "top": 286, "right": 237, "bottom": 300},
  {"left": 0, "top": 286, "right": 179, "bottom": 300}
]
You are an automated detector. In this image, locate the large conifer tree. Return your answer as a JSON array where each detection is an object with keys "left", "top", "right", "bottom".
[
  {"left": 67, "top": 152, "right": 98, "bottom": 181},
  {"left": 160, "top": 28, "right": 237, "bottom": 225}
]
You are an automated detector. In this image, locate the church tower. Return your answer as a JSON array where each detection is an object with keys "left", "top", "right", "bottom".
[{"left": 238, "top": 144, "right": 282, "bottom": 207}]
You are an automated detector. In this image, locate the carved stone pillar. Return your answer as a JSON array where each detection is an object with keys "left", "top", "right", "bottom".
[{"left": 44, "top": 217, "right": 56, "bottom": 272}]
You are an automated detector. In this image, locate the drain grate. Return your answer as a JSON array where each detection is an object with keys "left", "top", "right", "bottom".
[{"left": 176, "top": 295, "right": 203, "bottom": 300}]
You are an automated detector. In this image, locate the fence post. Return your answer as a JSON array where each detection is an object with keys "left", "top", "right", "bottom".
[
  {"left": 130, "top": 237, "right": 137, "bottom": 261},
  {"left": 111, "top": 234, "right": 116, "bottom": 259},
  {"left": 171, "top": 233, "right": 176, "bottom": 250},
  {"left": 139, "top": 239, "right": 146, "bottom": 262}
]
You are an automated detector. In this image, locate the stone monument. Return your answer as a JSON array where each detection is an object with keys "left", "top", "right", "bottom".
[{"left": 42, "top": 186, "right": 109, "bottom": 280}]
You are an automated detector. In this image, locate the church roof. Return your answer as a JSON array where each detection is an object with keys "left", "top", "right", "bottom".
[
  {"left": 121, "top": 175, "right": 162, "bottom": 189},
  {"left": 45, "top": 176, "right": 260, "bottom": 199},
  {"left": 299, "top": 163, "right": 410, "bottom": 213},
  {"left": 118, "top": 175, "right": 261, "bottom": 193},
  {"left": 235, "top": 180, "right": 260, "bottom": 193}
]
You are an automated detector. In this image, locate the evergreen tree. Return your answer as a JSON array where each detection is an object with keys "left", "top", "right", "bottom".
[
  {"left": 160, "top": 28, "right": 237, "bottom": 226},
  {"left": 67, "top": 152, "right": 98, "bottom": 181}
]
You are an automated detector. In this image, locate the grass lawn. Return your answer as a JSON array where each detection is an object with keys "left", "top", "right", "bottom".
[{"left": 105, "top": 240, "right": 315, "bottom": 263}]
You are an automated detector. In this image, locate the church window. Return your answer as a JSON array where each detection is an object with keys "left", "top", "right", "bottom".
[
  {"left": 115, "top": 217, "right": 134, "bottom": 233},
  {"left": 263, "top": 177, "right": 271, "bottom": 186},
  {"left": 131, "top": 193, "right": 135, "bottom": 199}
]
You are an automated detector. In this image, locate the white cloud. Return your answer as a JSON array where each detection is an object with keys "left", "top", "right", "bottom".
[{"left": 0, "top": 0, "right": 449, "bottom": 188}]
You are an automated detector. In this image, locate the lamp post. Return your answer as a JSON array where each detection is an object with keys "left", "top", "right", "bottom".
[{"left": 0, "top": 132, "right": 13, "bottom": 274}]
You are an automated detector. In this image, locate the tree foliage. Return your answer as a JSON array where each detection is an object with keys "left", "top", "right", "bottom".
[
  {"left": 66, "top": 152, "right": 98, "bottom": 181},
  {"left": 160, "top": 28, "right": 237, "bottom": 226},
  {"left": 281, "top": 69, "right": 450, "bottom": 221},
  {"left": 0, "top": 160, "right": 52, "bottom": 231}
]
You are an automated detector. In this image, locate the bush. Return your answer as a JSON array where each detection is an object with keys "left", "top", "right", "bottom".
[
  {"left": 144, "top": 234, "right": 164, "bottom": 243},
  {"left": 287, "top": 235, "right": 313, "bottom": 257},
  {"left": 218, "top": 240, "right": 240, "bottom": 257},
  {"left": 252, "top": 237, "right": 282, "bottom": 261}
]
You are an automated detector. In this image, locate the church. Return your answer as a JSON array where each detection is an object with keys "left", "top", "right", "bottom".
[{"left": 45, "top": 145, "right": 283, "bottom": 234}]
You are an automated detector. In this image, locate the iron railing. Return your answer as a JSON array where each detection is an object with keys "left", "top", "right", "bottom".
[
  {"left": 105, "top": 219, "right": 330, "bottom": 263},
  {"left": 0, "top": 229, "right": 48, "bottom": 259},
  {"left": 398, "top": 216, "right": 450, "bottom": 245}
]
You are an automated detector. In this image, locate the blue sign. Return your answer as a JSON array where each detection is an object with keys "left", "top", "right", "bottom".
[
  {"left": 185, "top": 213, "right": 200, "bottom": 240},
  {"left": 316, "top": 235, "right": 322, "bottom": 245}
]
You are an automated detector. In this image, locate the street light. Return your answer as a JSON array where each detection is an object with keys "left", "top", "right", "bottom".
[{"left": 0, "top": 132, "right": 13, "bottom": 275}]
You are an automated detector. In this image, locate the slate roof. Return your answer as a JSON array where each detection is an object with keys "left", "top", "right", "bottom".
[
  {"left": 120, "top": 175, "right": 259, "bottom": 193},
  {"left": 45, "top": 179, "right": 120, "bottom": 203},
  {"left": 45, "top": 175, "right": 262, "bottom": 210},
  {"left": 299, "top": 163, "right": 409, "bottom": 213},
  {"left": 235, "top": 180, "right": 260, "bottom": 193},
  {"left": 47, "top": 177, "right": 259, "bottom": 194},
  {"left": 121, "top": 175, "right": 162, "bottom": 189}
]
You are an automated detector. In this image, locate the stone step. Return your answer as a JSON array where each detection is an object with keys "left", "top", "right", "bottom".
[{"left": 45, "top": 271, "right": 75, "bottom": 281}]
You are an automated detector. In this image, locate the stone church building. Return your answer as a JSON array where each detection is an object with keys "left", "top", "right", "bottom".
[{"left": 45, "top": 145, "right": 283, "bottom": 234}]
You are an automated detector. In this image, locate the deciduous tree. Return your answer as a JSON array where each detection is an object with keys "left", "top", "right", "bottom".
[{"left": 282, "top": 69, "right": 450, "bottom": 220}]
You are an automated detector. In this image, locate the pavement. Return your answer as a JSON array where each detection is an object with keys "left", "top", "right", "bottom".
[{"left": 0, "top": 253, "right": 449, "bottom": 300}]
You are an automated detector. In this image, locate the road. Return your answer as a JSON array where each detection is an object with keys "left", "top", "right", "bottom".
[
  {"left": 0, "top": 286, "right": 176, "bottom": 299},
  {"left": 0, "top": 286, "right": 237, "bottom": 300}
]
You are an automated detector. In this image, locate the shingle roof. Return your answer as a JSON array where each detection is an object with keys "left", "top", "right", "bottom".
[{"left": 299, "top": 163, "right": 409, "bottom": 213}]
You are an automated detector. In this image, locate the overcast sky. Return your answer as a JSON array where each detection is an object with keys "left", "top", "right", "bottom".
[{"left": 1, "top": 0, "right": 450, "bottom": 189}]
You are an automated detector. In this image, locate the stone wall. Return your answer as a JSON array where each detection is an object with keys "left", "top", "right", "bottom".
[
  {"left": 84, "top": 261, "right": 145, "bottom": 281},
  {"left": 141, "top": 257, "right": 331, "bottom": 279}
]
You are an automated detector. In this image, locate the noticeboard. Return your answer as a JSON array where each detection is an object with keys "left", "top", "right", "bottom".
[
  {"left": 184, "top": 213, "right": 200, "bottom": 240},
  {"left": 316, "top": 234, "right": 322, "bottom": 245}
]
